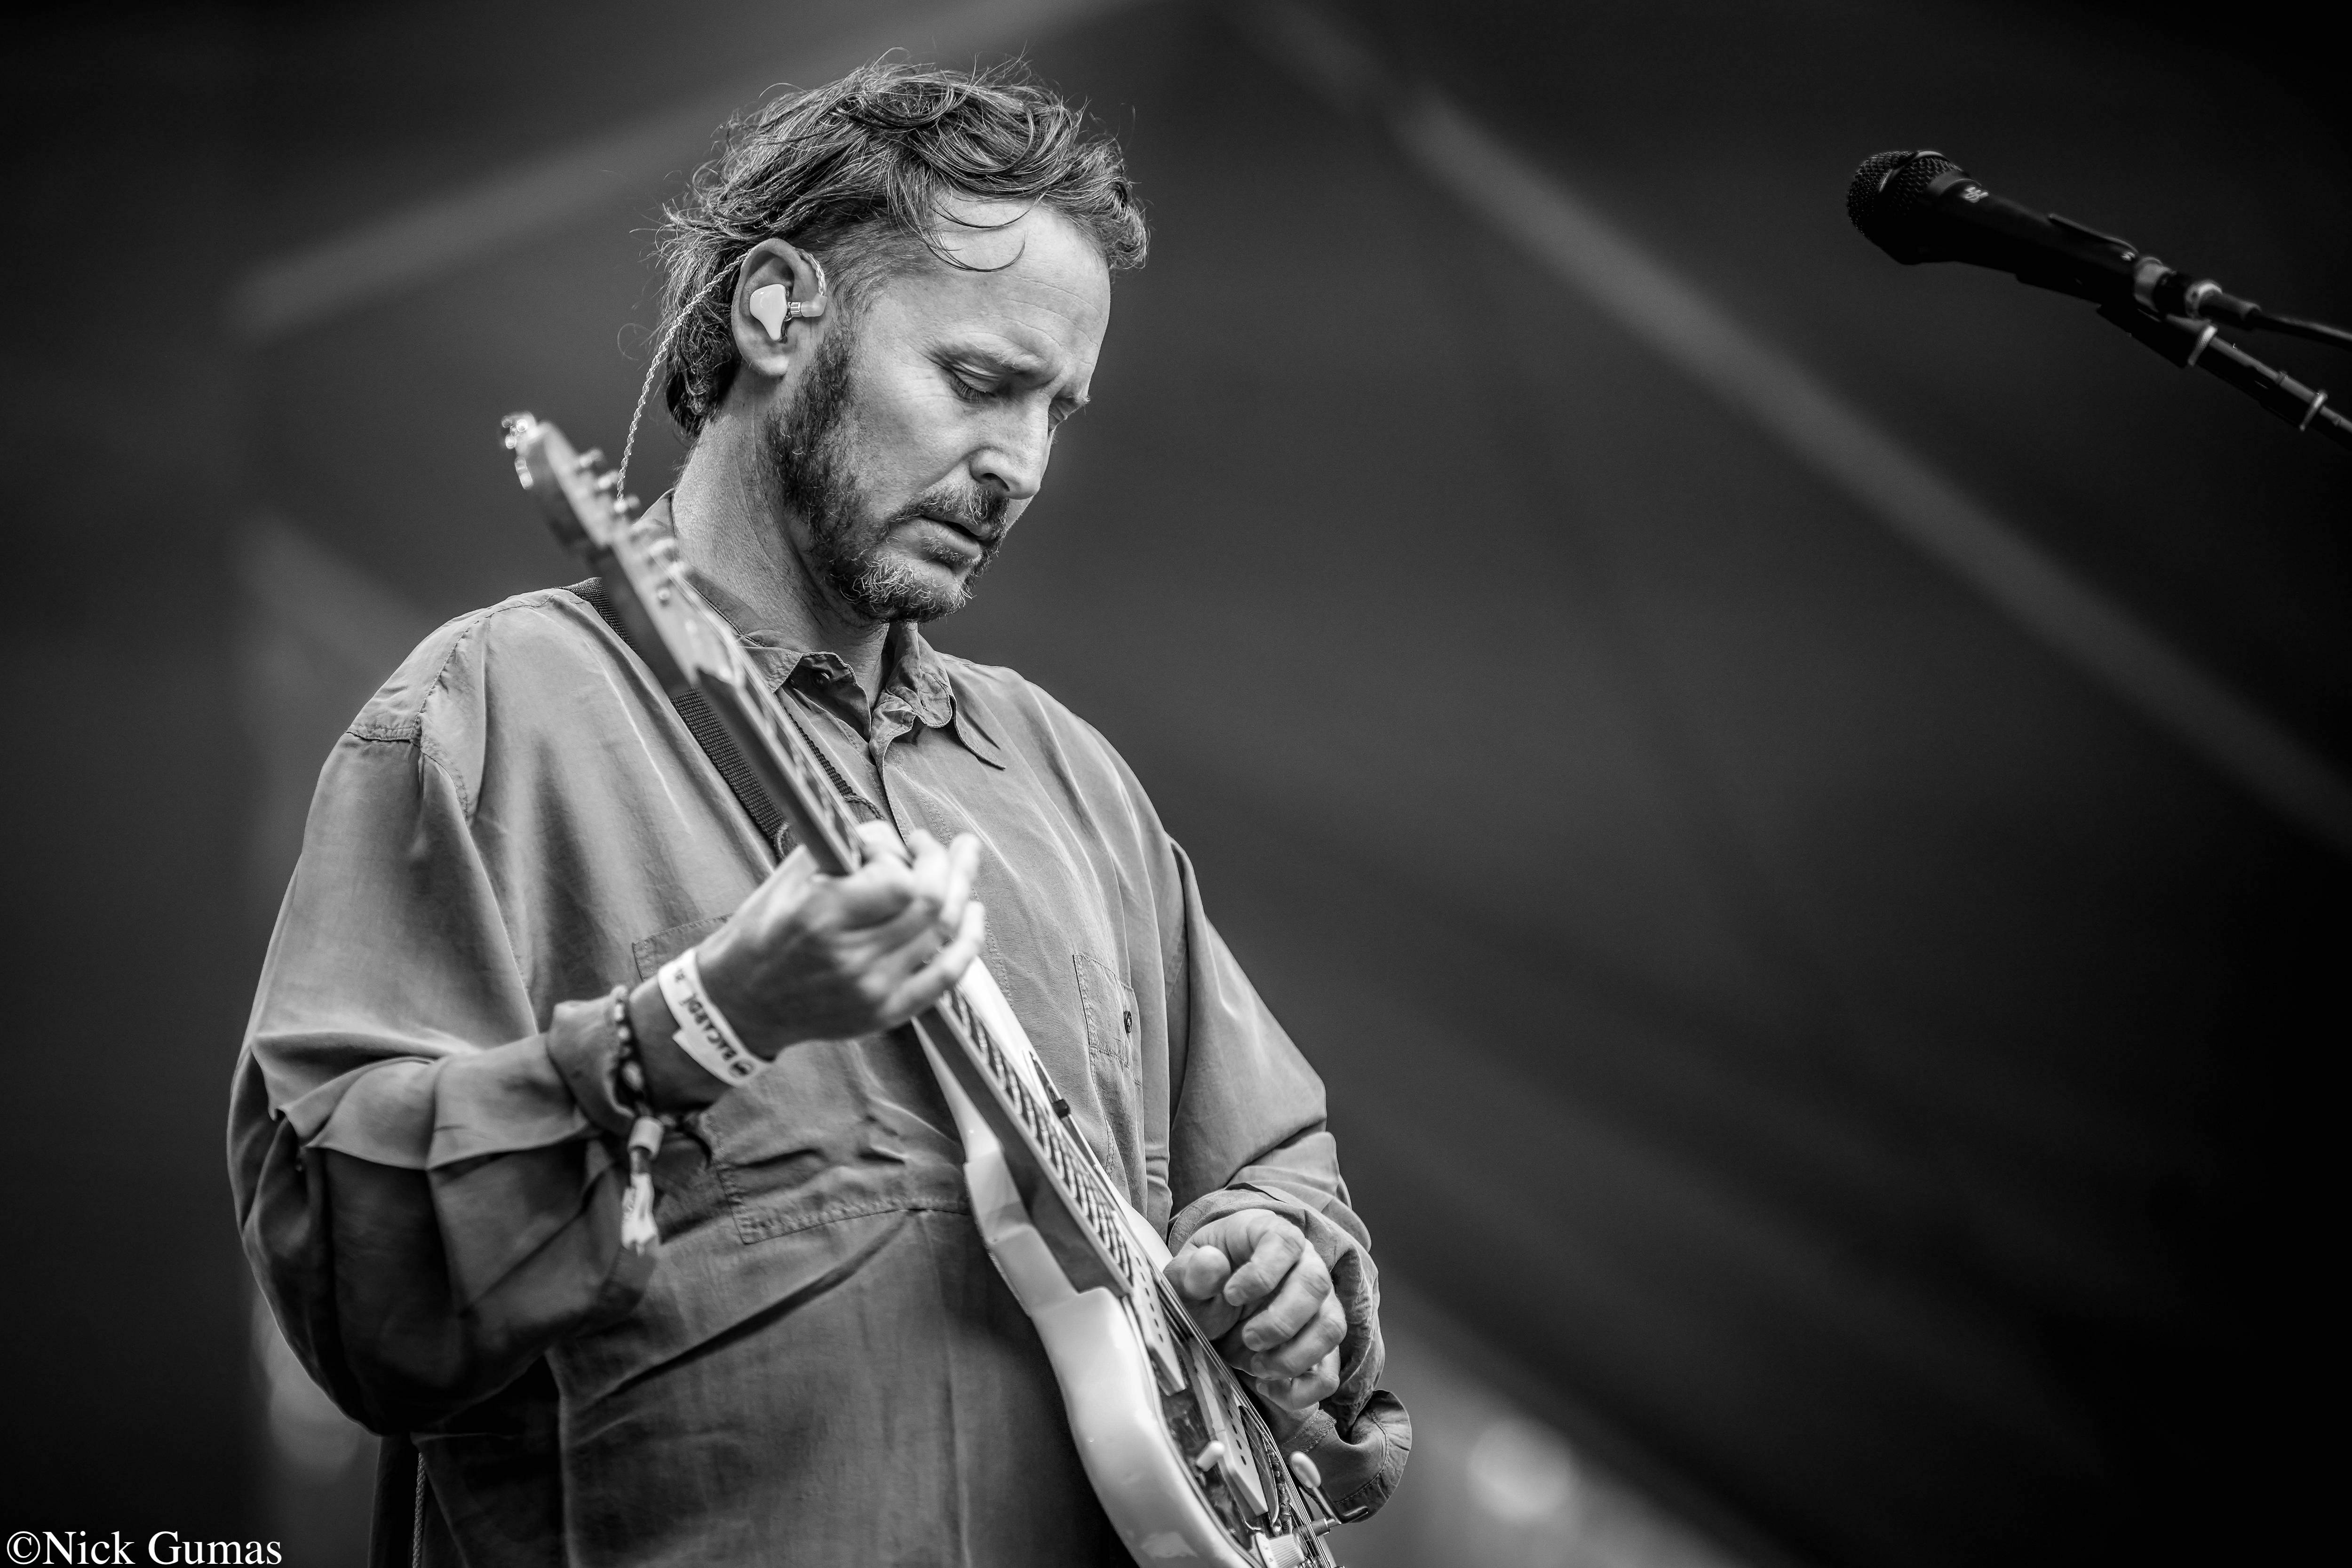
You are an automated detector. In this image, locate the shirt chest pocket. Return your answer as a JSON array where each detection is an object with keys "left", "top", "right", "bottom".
[
  {"left": 1073, "top": 952, "right": 1138, "bottom": 1078},
  {"left": 1071, "top": 951, "right": 1145, "bottom": 1195}
]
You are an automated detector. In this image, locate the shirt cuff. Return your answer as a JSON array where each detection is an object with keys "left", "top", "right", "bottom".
[{"left": 545, "top": 991, "right": 639, "bottom": 1140}]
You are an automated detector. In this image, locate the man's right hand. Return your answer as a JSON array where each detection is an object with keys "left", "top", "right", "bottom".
[{"left": 632, "top": 822, "right": 984, "bottom": 1110}]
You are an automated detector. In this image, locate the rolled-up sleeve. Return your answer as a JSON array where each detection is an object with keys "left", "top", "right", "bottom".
[
  {"left": 230, "top": 707, "right": 648, "bottom": 1435},
  {"left": 1158, "top": 839, "right": 1412, "bottom": 1520}
]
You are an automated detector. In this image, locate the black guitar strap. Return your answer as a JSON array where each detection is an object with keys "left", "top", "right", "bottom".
[
  {"left": 568, "top": 578, "right": 877, "bottom": 856},
  {"left": 374, "top": 579, "right": 854, "bottom": 1568}
]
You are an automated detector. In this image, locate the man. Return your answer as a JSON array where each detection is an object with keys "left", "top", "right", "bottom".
[{"left": 230, "top": 60, "right": 1406, "bottom": 1566}]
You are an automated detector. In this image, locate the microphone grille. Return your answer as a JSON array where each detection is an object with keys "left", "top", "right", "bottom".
[{"left": 1846, "top": 150, "right": 1963, "bottom": 257}]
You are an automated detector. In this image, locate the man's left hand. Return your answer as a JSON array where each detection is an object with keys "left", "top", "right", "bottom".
[{"left": 1165, "top": 1210, "right": 1346, "bottom": 1411}]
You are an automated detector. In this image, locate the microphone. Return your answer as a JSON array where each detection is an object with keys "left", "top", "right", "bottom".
[
  {"left": 1845, "top": 149, "right": 2237, "bottom": 320},
  {"left": 1847, "top": 150, "right": 2352, "bottom": 454},
  {"left": 1847, "top": 150, "right": 2352, "bottom": 355}
]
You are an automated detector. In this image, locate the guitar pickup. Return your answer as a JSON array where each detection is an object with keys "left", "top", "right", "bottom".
[{"left": 1135, "top": 1286, "right": 1188, "bottom": 1393}]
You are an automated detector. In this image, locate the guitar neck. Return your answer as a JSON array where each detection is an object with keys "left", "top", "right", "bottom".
[
  {"left": 505, "top": 414, "right": 1337, "bottom": 1558},
  {"left": 502, "top": 408, "right": 1150, "bottom": 1313}
]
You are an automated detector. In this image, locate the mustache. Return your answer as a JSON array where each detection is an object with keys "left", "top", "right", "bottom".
[{"left": 890, "top": 486, "right": 1011, "bottom": 545}]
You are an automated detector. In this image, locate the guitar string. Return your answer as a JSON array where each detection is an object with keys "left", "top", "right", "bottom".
[
  {"left": 934, "top": 979, "right": 1311, "bottom": 1522},
  {"left": 559, "top": 438, "right": 1320, "bottom": 1551}
]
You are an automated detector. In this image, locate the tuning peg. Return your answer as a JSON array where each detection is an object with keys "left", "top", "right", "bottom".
[
  {"left": 575, "top": 447, "right": 605, "bottom": 468},
  {"left": 593, "top": 471, "right": 624, "bottom": 494},
  {"left": 499, "top": 412, "right": 536, "bottom": 449},
  {"left": 619, "top": 494, "right": 642, "bottom": 516}
]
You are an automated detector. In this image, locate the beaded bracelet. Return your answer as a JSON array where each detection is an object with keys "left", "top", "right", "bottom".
[{"left": 609, "top": 986, "right": 683, "bottom": 1256}]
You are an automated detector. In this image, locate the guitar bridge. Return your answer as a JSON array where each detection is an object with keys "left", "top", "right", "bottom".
[{"left": 1251, "top": 1529, "right": 1327, "bottom": 1568}]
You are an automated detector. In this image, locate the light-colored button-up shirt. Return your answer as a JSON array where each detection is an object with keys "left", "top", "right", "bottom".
[{"left": 229, "top": 553, "right": 1407, "bottom": 1565}]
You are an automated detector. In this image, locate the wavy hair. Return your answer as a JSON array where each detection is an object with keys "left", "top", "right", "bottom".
[{"left": 648, "top": 57, "right": 1149, "bottom": 442}]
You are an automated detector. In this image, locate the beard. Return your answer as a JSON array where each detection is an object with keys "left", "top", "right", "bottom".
[{"left": 763, "top": 325, "right": 1009, "bottom": 623}]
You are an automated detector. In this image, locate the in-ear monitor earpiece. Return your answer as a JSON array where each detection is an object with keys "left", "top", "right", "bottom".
[
  {"left": 748, "top": 283, "right": 791, "bottom": 340},
  {"left": 747, "top": 271, "right": 826, "bottom": 341}
]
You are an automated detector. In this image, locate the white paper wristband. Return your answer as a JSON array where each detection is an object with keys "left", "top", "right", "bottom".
[{"left": 655, "top": 948, "right": 763, "bottom": 1086}]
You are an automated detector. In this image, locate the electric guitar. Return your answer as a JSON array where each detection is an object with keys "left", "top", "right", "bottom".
[{"left": 503, "top": 414, "right": 1350, "bottom": 1568}]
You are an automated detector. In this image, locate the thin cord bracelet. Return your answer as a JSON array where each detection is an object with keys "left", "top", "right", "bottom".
[{"left": 609, "top": 986, "right": 683, "bottom": 1255}]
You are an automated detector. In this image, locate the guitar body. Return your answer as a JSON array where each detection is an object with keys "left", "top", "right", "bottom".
[
  {"left": 940, "top": 1068, "right": 1247, "bottom": 1564},
  {"left": 503, "top": 415, "right": 1347, "bottom": 1568},
  {"left": 937, "top": 969, "right": 1285, "bottom": 1567}
]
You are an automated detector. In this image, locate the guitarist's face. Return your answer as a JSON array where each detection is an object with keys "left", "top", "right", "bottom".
[{"left": 763, "top": 199, "right": 1111, "bottom": 624}]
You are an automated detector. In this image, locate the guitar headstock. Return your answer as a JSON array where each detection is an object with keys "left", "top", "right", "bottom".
[
  {"left": 501, "top": 411, "right": 635, "bottom": 552},
  {"left": 501, "top": 412, "right": 743, "bottom": 698}
]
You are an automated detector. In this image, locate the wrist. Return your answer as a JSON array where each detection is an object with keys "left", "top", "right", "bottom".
[
  {"left": 692, "top": 940, "right": 795, "bottom": 1058},
  {"left": 628, "top": 977, "right": 730, "bottom": 1113},
  {"left": 655, "top": 947, "right": 772, "bottom": 1088}
]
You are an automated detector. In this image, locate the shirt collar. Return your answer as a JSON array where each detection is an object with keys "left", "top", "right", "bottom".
[
  {"left": 639, "top": 495, "right": 1003, "bottom": 767},
  {"left": 890, "top": 623, "right": 1008, "bottom": 769}
]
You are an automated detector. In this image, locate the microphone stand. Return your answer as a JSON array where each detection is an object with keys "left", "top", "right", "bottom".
[{"left": 2098, "top": 304, "right": 2352, "bottom": 456}]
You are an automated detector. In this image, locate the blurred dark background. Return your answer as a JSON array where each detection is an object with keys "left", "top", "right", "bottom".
[{"left": 4, "top": 2, "right": 2344, "bottom": 1565}]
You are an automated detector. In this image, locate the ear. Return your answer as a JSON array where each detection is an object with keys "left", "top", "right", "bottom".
[{"left": 728, "top": 239, "right": 831, "bottom": 382}]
